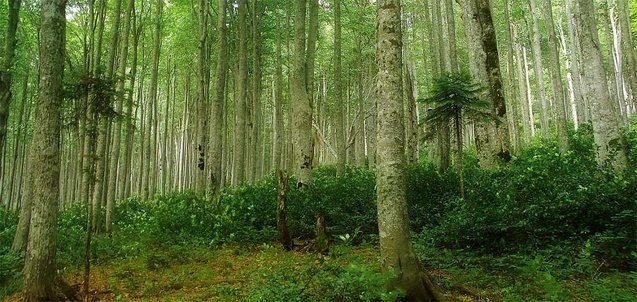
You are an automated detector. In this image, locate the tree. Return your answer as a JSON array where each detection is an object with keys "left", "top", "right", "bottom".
[
  {"left": 210, "top": 0, "right": 228, "bottom": 195},
  {"left": 234, "top": 0, "right": 248, "bottom": 185},
  {"left": 375, "top": 0, "right": 442, "bottom": 300},
  {"left": 528, "top": 0, "right": 550, "bottom": 138},
  {"left": 291, "top": 0, "right": 314, "bottom": 186},
  {"left": 196, "top": 0, "right": 211, "bottom": 193},
  {"left": 0, "top": 0, "right": 22, "bottom": 174},
  {"left": 422, "top": 73, "right": 491, "bottom": 198},
  {"left": 22, "top": 0, "right": 69, "bottom": 299},
  {"left": 334, "top": 0, "right": 346, "bottom": 177},
  {"left": 572, "top": 0, "right": 627, "bottom": 170},
  {"left": 459, "top": 0, "right": 511, "bottom": 168}
]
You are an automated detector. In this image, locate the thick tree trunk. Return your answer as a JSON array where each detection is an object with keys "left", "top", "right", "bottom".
[
  {"left": 376, "top": 1, "right": 442, "bottom": 300},
  {"left": 573, "top": 0, "right": 627, "bottom": 170},
  {"left": 291, "top": 0, "right": 313, "bottom": 186},
  {"left": 460, "top": 0, "right": 511, "bottom": 167},
  {"left": 22, "top": 0, "right": 67, "bottom": 300}
]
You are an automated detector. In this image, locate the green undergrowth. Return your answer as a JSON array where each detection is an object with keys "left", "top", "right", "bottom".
[{"left": 415, "top": 239, "right": 637, "bottom": 301}]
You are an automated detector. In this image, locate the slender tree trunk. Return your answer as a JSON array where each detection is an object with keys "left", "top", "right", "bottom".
[
  {"left": 529, "top": 0, "right": 550, "bottom": 138},
  {"left": 334, "top": 0, "right": 345, "bottom": 176},
  {"left": 615, "top": 0, "right": 637, "bottom": 109},
  {"left": 196, "top": 0, "right": 210, "bottom": 194},
  {"left": 22, "top": 0, "right": 67, "bottom": 299},
  {"left": 0, "top": 0, "right": 22, "bottom": 178},
  {"left": 106, "top": 0, "right": 131, "bottom": 233},
  {"left": 566, "top": 0, "right": 588, "bottom": 124},
  {"left": 210, "top": 0, "right": 228, "bottom": 195},
  {"left": 514, "top": 26, "right": 532, "bottom": 143},
  {"left": 542, "top": 0, "right": 570, "bottom": 152},
  {"left": 144, "top": 0, "right": 162, "bottom": 199},
  {"left": 252, "top": 0, "right": 262, "bottom": 181},
  {"left": 503, "top": 0, "right": 521, "bottom": 152},
  {"left": 121, "top": 4, "right": 140, "bottom": 199},
  {"left": 234, "top": 0, "right": 248, "bottom": 185},
  {"left": 7, "top": 74, "right": 28, "bottom": 212},
  {"left": 445, "top": 0, "right": 458, "bottom": 72}
]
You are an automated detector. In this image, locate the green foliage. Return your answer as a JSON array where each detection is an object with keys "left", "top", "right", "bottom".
[
  {"left": 419, "top": 72, "right": 490, "bottom": 140},
  {"left": 245, "top": 252, "right": 403, "bottom": 302},
  {"left": 0, "top": 207, "right": 20, "bottom": 299},
  {"left": 424, "top": 125, "right": 637, "bottom": 268},
  {"left": 405, "top": 163, "right": 459, "bottom": 232}
]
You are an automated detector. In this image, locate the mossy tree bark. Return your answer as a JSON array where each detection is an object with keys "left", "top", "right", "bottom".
[
  {"left": 22, "top": 0, "right": 67, "bottom": 299},
  {"left": 376, "top": 0, "right": 443, "bottom": 300}
]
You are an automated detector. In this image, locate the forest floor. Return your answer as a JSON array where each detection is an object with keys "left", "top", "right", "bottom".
[{"left": 9, "top": 243, "right": 631, "bottom": 302}]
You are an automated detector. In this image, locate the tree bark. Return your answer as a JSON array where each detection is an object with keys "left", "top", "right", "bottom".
[
  {"left": 573, "top": 0, "right": 627, "bottom": 170},
  {"left": 334, "top": 0, "right": 346, "bottom": 176},
  {"left": 233, "top": 0, "right": 248, "bottom": 185},
  {"left": 376, "top": 1, "right": 442, "bottom": 300},
  {"left": 196, "top": 0, "right": 210, "bottom": 193},
  {"left": 0, "top": 0, "right": 22, "bottom": 177},
  {"left": 542, "top": 0, "right": 570, "bottom": 152},
  {"left": 210, "top": 0, "right": 228, "bottom": 195},
  {"left": 22, "top": 0, "right": 67, "bottom": 299},
  {"left": 291, "top": 0, "right": 313, "bottom": 186},
  {"left": 460, "top": 0, "right": 510, "bottom": 167},
  {"left": 529, "top": 0, "right": 550, "bottom": 138}
]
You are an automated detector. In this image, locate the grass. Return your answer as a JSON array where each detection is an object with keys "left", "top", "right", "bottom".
[{"left": 3, "top": 240, "right": 636, "bottom": 301}]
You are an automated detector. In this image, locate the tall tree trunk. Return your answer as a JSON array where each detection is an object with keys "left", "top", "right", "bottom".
[
  {"left": 121, "top": 3, "right": 140, "bottom": 199},
  {"left": 0, "top": 0, "right": 22, "bottom": 178},
  {"left": 234, "top": 0, "right": 248, "bottom": 185},
  {"left": 145, "top": 0, "right": 163, "bottom": 199},
  {"left": 210, "top": 0, "right": 228, "bottom": 195},
  {"left": 291, "top": 0, "right": 313, "bottom": 186},
  {"left": 529, "top": 0, "right": 550, "bottom": 138},
  {"left": 503, "top": 0, "right": 521, "bottom": 152},
  {"left": 196, "top": 0, "right": 210, "bottom": 193},
  {"left": 445, "top": 0, "right": 459, "bottom": 72},
  {"left": 573, "top": 0, "right": 627, "bottom": 170},
  {"left": 334, "top": 0, "right": 345, "bottom": 176},
  {"left": 376, "top": 1, "right": 442, "bottom": 300},
  {"left": 22, "top": 0, "right": 67, "bottom": 299},
  {"left": 460, "top": 0, "right": 511, "bottom": 167},
  {"left": 251, "top": 0, "right": 262, "bottom": 181},
  {"left": 542, "top": 0, "right": 570, "bottom": 152},
  {"left": 566, "top": 0, "right": 588, "bottom": 124},
  {"left": 106, "top": 0, "right": 130, "bottom": 233},
  {"left": 514, "top": 26, "right": 532, "bottom": 143},
  {"left": 615, "top": 0, "right": 637, "bottom": 109}
]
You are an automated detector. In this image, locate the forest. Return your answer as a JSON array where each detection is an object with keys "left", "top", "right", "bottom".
[{"left": 0, "top": 0, "right": 636, "bottom": 301}]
